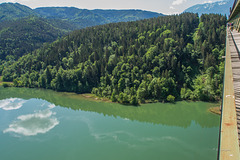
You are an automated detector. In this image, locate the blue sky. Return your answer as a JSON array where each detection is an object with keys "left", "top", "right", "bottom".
[{"left": 0, "top": 0, "right": 228, "bottom": 14}]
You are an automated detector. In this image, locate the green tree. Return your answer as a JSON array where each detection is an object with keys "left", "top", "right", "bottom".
[{"left": 167, "top": 95, "right": 175, "bottom": 103}]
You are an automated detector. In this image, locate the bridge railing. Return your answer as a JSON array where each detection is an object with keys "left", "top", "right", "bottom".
[
  {"left": 229, "top": 0, "right": 240, "bottom": 20},
  {"left": 231, "top": 0, "right": 238, "bottom": 15},
  {"left": 217, "top": 26, "right": 227, "bottom": 160},
  {"left": 218, "top": 27, "right": 240, "bottom": 160}
]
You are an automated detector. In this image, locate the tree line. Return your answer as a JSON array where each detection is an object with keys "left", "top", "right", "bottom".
[{"left": 0, "top": 13, "right": 227, "bottom": 105}]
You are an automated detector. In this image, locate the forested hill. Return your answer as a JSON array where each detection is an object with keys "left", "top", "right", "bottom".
[
  {"left": 0, "top": 3, "right": 37, "bottom": 21},
  {"left": 34, "top": 7, "right": 163, "bottom": 28},
  {"left": 34, "top": 7, "right": 107, "bottom": 28},
  {"left": 1, "top": 13, "right": 227, "bottom": 105},
  {"left": 0, "top": 3, "right": 163, "bottom": 60},
  {"left": 85, "top": 9, "right": 162, "bottom": 23},
  {"left": 0, "top": 3, "right": 163, "bottom": 61},
  {"left": 0, "top": 3, "right": 163, "bottom": 29},
  {"left": 0, "top": 16, "right": 76, "bottom": 60}
]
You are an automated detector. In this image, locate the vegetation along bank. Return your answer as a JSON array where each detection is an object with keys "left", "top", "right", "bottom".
[{"left": 0, "top": 13, "right": 227, "bottom": 105}]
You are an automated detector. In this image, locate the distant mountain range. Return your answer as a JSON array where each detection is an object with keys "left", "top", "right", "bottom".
[
  {"left": 0, "top": 3, "right": 163, "bottom": 29},
  {"left": 184, "top": 0, "right": 232, "bottom": 16},
  {"left": 0, "top": 2, "right": 163, "bottom": 60},
  {"left": 0, "top": 3, "right": 37, "bottom": 21}
]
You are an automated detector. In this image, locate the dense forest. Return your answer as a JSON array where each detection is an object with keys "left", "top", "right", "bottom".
[
  {"left": 0, "top": 2, "right": 163, "bottom": 61},
  {"left": 0, "top": 13, "right": 226, "bottom": 105},
  {"left": 0, "top": 16, "right": 77, "bottom": 61},
  {"left": 0, "top": 3, "right": 36, "bottom": 22}
]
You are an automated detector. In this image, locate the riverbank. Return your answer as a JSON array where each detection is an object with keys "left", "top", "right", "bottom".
[
  {"left": 209, "top": 107, "right": 221, "bottom": 115},
  {"left": 82, "top": 93, "right": 222, "bottom": 113},
  {"left": 0, "top": 84, "right": 223, "bottom": 111},
  {"left": 0, "top": 76, "right": 13, "bottom": 87},
  {"left": 82, "top": 94, "right": 164, "bottom": 105},
  {"left": 82, "top": 93, "right": 112, "bottom": 103}
]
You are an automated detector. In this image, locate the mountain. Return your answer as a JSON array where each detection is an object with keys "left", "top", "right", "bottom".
[
  {"left": 0, "top": 3, "right": 163, "bottom": 29},
  {"left": 0, "top": 3, "right": 37, "bottom": 21},
  {"left": 0, "top": 2, "right": 163, "bottom": 60},
  {"left": 0, "top": 16, "right": 74, "bottom": 60},
  {"left": 34, "top": 7, "right": 107, "bottom": 28},
  {"left": 34, "top": 7, "right": 163, "bottom": 28},
  {"left": 184, "top": 0, "right": 232, "bottom": 16},
  {"left": 1, "top": 13, "right": 227, "bottom": 104},
  {"left": 91, "top": 9, "right": 163, "bottom": 23}
]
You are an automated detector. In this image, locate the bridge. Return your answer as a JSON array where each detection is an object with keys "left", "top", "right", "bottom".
[{"left": 219, "top": 0, "right": 240, "bottom": 159}]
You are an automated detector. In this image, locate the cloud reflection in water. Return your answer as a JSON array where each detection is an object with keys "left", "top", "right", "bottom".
[
  {"left": 0, "top": 98, "right": 26, "bottom": 110},
  {"left": 3, "top": 109, "right": 59, "bottom": 136}
]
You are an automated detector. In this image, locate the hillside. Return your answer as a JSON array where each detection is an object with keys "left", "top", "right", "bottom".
[
  {"left": 184, "top": 0, "right": 232, "bottom": 16},
  {"left": 0, "top": 3, "right": 37, "bottom": 21},
  {"left": 35, "top": 7, "right": 163, "bottom": 28},
  {"left": 0, "top": 3, "right": 163, "bottom": 29},
  {"left": 0, "top": 2, "right": 163, "bottom": 61},
  {"left": 34, "top": 7, "right": 107, "bottom": 28},
  {"left": 91, "top": 9, "right": 163, "bottom": 23},
  {"left": 0, "top": 13, "right": 226, "bottom": 104},
  {"left": 0, "top": 16, "right": 74, "bottom": 60}
]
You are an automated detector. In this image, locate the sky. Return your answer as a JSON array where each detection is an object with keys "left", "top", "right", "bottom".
[{"left": 0, "top": 0, "right": 227, "bottom": 15}]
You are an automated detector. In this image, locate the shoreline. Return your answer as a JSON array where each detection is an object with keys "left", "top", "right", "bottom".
[
  {"left": 0, "top": 85, "right": 222, "bottom": 109},
  {"left": 81, "top": 93, "right": 113, "bottom": 103},
  {"left": 209, "top": 107, "right": 221, "bottom": 115},
  {"left": 0, "top": 77, "right": 13, "bottom": 87}
]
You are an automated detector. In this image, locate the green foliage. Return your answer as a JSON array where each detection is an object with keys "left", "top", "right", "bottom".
[
  {"left": 0, "top": 3, "right": 36, "bottom": 22},
  {"left": 167, "top": 95, "right": 175, "bottom": 103},
  {"left": 2, "top": 82, "right": 13, "bottom": 88},
  {"left": 2, "top": 13, "right": 226, "bottom": 105},
  {"left": 161, "top": 29, "right": 172, "bottom": 37},
  {"left": 0, "top": 17, "right": 72, "bottom": 60},
  {"left": 130, "top": 95, "right": 138, "bottom": 105},
  {"left": 111, "top": 90, "right": 118, "bottom": 102},
  {"left": 0, "top": 3, "right": 163, "bottom": 61},
  {"left": 180, "top": 87, "right": 193, "bottom": 100}
]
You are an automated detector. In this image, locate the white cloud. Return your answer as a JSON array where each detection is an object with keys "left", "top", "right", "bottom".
[
  {"left": 172, "top": 0, "right": 187, "bottom": 6},
  {"left": 170, "top": 6, "right": 175, "bottom": 10},
  {"left": 48, "top": 104, "right": 56, "bottom": 109},
  {"left": 0, "top": 98, "right": 26, "bottom": 110},
  {"left": 3, "top": 109, "right": 59, "bottom": 136},
  {"left": 204, "top": 1, "right": 213, "bottom": 3}
]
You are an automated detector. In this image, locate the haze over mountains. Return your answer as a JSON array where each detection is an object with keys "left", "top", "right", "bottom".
[
  {"left": 184, "top": 0, "right": 232, "bottom": 16},
  {"left": 0, "top": 3, "right": 163, "bottom": 28}
]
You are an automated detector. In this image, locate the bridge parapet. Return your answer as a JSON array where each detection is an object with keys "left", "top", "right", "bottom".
[{"left": 219, "top": 28, "right": 240, "bottom": 160}]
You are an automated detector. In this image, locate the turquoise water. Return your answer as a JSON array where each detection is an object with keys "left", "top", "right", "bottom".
[{"left": 0, "top": 87, "right": 220, "bottom": 160}]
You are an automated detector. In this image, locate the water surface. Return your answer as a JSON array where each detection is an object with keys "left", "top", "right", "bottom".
[{"left": 0, "top": 87, "right": 220, "bottom": 160}]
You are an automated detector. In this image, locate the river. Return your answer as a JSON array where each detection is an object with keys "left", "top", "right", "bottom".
[{"left": 0, "top": 87, "right": 220, "bottom": 160}]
